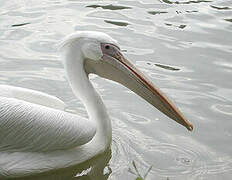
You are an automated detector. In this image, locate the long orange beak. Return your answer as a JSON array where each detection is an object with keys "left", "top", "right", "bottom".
[{"left": 86, "top": 43, "right": 193, "bottom": 131}]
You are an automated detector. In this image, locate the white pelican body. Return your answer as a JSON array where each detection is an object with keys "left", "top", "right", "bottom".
[{"left": 0, "top": 31, "right": 193, "bottom": 178}]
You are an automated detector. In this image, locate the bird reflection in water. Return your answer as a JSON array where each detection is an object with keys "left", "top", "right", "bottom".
[{"left": 14, "top": 148, "right": 112, "bottom": 180}]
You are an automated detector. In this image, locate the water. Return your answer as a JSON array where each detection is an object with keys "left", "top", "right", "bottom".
[{"left": 0, "top": 0, "right": 232, "bottom": 179}]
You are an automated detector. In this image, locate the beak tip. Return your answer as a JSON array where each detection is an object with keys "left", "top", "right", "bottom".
[{"left": 187, "top": 123, "right": 194, "bottom": 131}]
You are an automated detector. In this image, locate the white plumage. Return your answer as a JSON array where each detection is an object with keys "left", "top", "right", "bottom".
[
  {"left": 0, "top": 96, "right": 95, "bottom": 152},
  {"left": 0, "top": 85, "right": 65, "bottom": 110},
  {"left": 0, "top": 31, "right": 193, "bottom": 178}
]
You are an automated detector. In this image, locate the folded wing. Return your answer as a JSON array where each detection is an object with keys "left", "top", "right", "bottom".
[{"left": 0, "top": 97, "right": 96, "bottom": 152}]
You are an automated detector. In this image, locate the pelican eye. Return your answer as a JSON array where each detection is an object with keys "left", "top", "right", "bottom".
[{"left": 105, "top": 45, "right": 110, "bottom": 49}]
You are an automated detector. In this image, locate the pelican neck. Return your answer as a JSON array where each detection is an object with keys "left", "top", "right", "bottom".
[{"left": 61, "top": 43, "right": 112, "bottom": 148}]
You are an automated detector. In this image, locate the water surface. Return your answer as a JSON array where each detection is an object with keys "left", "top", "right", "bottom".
[{"left": 0, "top": 0, "right": 232, "bottom": 179}]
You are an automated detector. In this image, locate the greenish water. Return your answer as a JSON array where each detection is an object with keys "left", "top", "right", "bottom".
[{"left": 0, "top": 0, "right": 232, "bottom": 179}]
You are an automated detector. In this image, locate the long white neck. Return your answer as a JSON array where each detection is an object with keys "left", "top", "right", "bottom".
[{"left": 61, "top": 43, "right": 112, "bottom": 149}]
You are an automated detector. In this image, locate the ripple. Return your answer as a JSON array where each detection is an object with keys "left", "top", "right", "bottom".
[
  {"left": 86, "top": 4, "right": 132, "bottom": 10},
  {"left": 121, "top": 112, "right": 151, "bottom": 124},
  {"left": 191, "top": 159, "right": 232, "bottom": 179},
  {"left": 87, "top": 11, "right": 127, "bottom": 20},
  {"left": 124, "top": 47, "right": 154, "bottom": 55},
  {"left": 148, "top": 11, "right": 168, "bottom": 15},
  {"left": 211, "top": 104, "right": 232, "bottom": 116},
  {"left": 28, "top": 40, "right": 57, "bottom": 53},
  {"left": 210, "top": 5, "right": 231, "bottom": 10},
  {"left": 155, "top": 63, "right": 180, "bottom": 71},
  {"left": 165, "top": 23, "right": 187, "bottom": 29},
  {"left": 225, "top": 18, "right": 232, "bottom": 23},
  {"left": 0, "top": 66, "right": 65, "bottom": 81},
  {"left": 11, "top": 22, "right": 31, "bottom": 27},
  {"left": 7, "top": 11, "right": 45, "bottom": 18},
  {"left": 162, "top": 0, "right": 212, "bottom": 5},
  {"left": 1, "top": 0, "right": 232, "bottom": 179},
  {"left": 1, "top": 29, "right": 32, "bottom": 40},
  {"left": 186, "top": 10, "right": 198, "bottom": 13},
  {"left": 112, "top": 117, "right": 201, "bottom": 177},
  {"left": 149, "top": 143, "right": 200, "bottom": 175},
  {"left": 214, "top": 60, "right": 232, "bottom": 69},
  {"left": 104, "top": 20, "right": 129, "bottom": 27},
  {"left": 136, "top": 61, "right": 192, "bottom": 73}
]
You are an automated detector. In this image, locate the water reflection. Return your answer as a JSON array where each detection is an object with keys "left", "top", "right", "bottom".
[
  {"left": 210, "top": 5, "right": 231, "bottom": 10},
  {"left": 211, "top": 104, "right": 232, "bottom": 116},
  {"left": 154, "top": 64, "right": 180, "bottom": 71},
  {"left": 104, "top": 20, "right": 129, "bottom": 27},
  {"left": 148, "top": 11, "right": 168, "bottom": 15},
  {"left": 86, "top": 4, "right": 131, "bottom": 10},
  {"left": 165, "top": 23, "right": 187, "bottom": 29},
  {"left": 14, "top": 148, "right": 112, "bottom": 180},
  {"left": 11, "top": 23, "right": 31, "bottom": 27},
  {"left": 224, "top": 19, "right": 232, "bottom": 23},
  {"left": 1, "top": 0, "right": 232, "bottom": 179},
  {"left": 161, "top": 0, "right": 212, "bottom": 5}
]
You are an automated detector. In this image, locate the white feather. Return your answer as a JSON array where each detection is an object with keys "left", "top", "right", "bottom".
[
  {"left": 0, "top": 31, "right": 113, "bottom": 178},
  {"left": 0, "top": 85, "right": 65, "bottom": 110},
  {"left": 0, "top": 97, "right": 96, "bottom": 152}
]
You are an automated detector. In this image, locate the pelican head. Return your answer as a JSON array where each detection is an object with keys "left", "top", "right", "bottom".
[{"left": 60, "top": 31, "right": 193, "bottom": 131}]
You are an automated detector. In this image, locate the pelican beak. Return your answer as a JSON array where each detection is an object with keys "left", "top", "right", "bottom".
[{"left": 85, "top": 43, "right": 193, "bottom": 131}]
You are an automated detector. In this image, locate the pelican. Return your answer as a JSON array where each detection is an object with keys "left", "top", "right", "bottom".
[{"left": 0, "top": 31, "right": 193, "bottom": 178}]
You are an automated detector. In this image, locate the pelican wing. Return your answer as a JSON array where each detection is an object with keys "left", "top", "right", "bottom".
[
  {"left": 0, "top": 85, "right": 65, "bottom": 110},
  {"left": 0, "top": 97, "right": 96, "bottom": 152}
]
